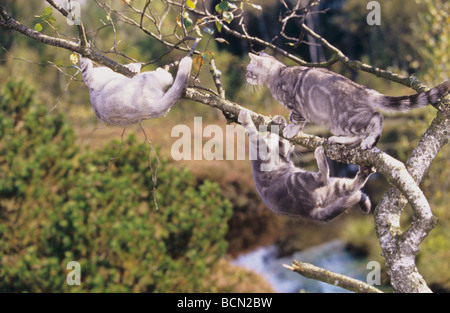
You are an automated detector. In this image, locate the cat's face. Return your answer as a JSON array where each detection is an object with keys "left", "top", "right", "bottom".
[{"left": 247, "top": 53, "right": 281, "bottom": 86}]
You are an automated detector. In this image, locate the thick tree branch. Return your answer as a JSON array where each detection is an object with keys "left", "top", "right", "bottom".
[
  {"left": 295, "top": 19, "right": 450, "bottom": 293},
  {"left": 375, "top": 109, "right": 450, "bottom": 293}
]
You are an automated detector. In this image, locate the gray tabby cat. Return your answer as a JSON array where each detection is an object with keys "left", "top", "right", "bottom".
[
  {"left": 79, "top": 55, "right": 192, "bottom": 127},
  {"left": 238, "top": 109, "right": 373, "bottom": 222},
  {"left": 247, "top": 53, "right": 450, "bottom": 149}
]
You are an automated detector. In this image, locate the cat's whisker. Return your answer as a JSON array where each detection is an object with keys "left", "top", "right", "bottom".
[{"left": 290, "top": 150, "right": 304, "bottom": 165}]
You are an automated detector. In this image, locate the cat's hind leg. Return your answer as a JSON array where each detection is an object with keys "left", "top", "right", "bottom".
[
  {"left": 314, "top": 146, "right": 330, "bottom": 184},
  {"left": 347, "top": 165, "right": 374, "bottom": 190},
  {"left": 311, "top": 166, "right": 374, "bottom": 221},
  {"left": 309, "top": 198, "right": 352, "bottom": 222},
  {"left": 342, "top": 166, "right": 374, "bottom": 213}
]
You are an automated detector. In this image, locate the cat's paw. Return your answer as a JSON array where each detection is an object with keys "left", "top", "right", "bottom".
[
  {"left": 360, "top": 136, "right": 378, "bottom": 150},
  {"left": 238, "top": 109, "right": 252, "bottom": 126},
  {"left": 283, "top": 123, "right": 302, "bottom": 139},
  {"left": 314, "top": 146, "right": 325, "bottom": 158},
  {"left": 125, "top": 63, "right": 142, "bottom": 74},
  {"left": 358, "top": 165, "right": 376, "bottom": 177},
  {"left": 358, "top": 192, "right": 372, "bottom": 214},
  {"left": 271, "top": 115, "right": 287, "bottom": 127}
]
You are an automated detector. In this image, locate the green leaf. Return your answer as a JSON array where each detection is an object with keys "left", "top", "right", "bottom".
[
  {"left": 201, "top": 51, "right": 214, "bottom": 62},
  {"left": 186, "top": 0, "right": 196, "bottom": 9},
  {"left": 43, "top": 6, "right": 53, "bottom": 19},
  {"left": 215, "top": 21, "right": 223, "bottom": 33},
  {"left": 215, "top": 1, "right": 229, "bottom": 13},
  {"left": 222, "top": 11, "right": 234, "bottom": 24},
  {"left": 183, "top": 12, "right": 193, "bottom": 28},
  {"left": 34, "top": 23, "right": 43, "bottom": 32}
]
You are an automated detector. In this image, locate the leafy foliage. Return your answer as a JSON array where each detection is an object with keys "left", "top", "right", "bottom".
[
  {"left": 0, "top": 81, "right": 232, "bottom": 292},
  {"left": 414, "top": 0, "right": 449, "bottom": 84}
]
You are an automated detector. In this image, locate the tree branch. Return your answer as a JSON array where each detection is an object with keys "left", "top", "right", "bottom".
[
  {"left": 374, "top": 109, "right": 450, "bottom": 292},
  {"left": 46, "top": 0, "right": 88, "bottom": 46},
  {"left": 0, "top": 5, "right": 135, "bottom": 77},
  {"left": 283, "top": 261, "right": 383, "bottom": 293}
]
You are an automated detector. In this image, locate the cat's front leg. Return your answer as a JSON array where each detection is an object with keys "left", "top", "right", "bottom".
[
  {"left": 314, "top": 146, "right": 330, "bottom": 184},
  {"left": 283, "top": 111, "right": 306, "bottom": 139},
  {"left": 238, "top": 109, "right": 255, "bottom": 130},
  {"left": 351, "top": 165, "right": 375, "bottom": 189}
]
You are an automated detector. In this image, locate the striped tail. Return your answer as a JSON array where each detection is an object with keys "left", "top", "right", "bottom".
[{"left": 378, "top": 81, "right": 450, "bottom": 112}]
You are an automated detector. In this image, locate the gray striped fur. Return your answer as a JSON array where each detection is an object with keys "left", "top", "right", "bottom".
[
  {"left": 247, "top": 53, "right": 450, "bottom": 149},
  {"left": 239, "top": 109, "right": 373, "bottom": 222}
]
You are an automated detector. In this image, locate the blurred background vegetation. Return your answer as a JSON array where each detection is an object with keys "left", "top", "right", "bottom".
[{"left": 0, "top": 0, "right": 448, "bottom": 292}]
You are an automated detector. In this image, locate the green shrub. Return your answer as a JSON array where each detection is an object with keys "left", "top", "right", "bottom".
[{"left": 0, "top": 80, "right": 232, "bottom": 292}]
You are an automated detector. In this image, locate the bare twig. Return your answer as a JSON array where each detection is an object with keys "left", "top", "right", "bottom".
[{"left": 283, "top": 261, "right": 383, "bottom": 293}]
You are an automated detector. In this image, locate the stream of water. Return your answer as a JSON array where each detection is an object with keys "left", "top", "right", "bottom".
[{"left": 231, "top": 239, "right": 369, "bottom": 293}]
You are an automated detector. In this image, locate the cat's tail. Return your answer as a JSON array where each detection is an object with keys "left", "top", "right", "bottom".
[
  {"left": 377, "top": 80, "right": 450, "bottom": 112},
  {"left": 79, "top": 55, "right": 94, "bottom": 88},
  {"left": 155, "top": 56, "right": 192, "bottom": 116}
]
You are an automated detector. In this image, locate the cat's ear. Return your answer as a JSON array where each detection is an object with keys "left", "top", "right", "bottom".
[{"left": 248, "top": 52, "right": 258, "bottom": 62}]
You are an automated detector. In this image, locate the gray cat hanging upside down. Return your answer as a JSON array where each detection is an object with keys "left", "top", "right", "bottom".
[
  {"left": 246, "top": 52, "right": 450, "bottom": 149},
  {"left": 238, "top": 109, "right": 373, "bottom": 222},
  {"left": 79, "top": 55, "right": 192, "bottom": 127}
]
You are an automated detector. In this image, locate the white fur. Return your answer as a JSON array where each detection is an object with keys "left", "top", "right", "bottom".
[{"left": 80, "top": 56, "right": 192, "bottom": 127}]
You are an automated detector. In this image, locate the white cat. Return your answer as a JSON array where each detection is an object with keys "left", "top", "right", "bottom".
[{"left": 79, "top": 55, "right": 192, "bottom": 126}]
